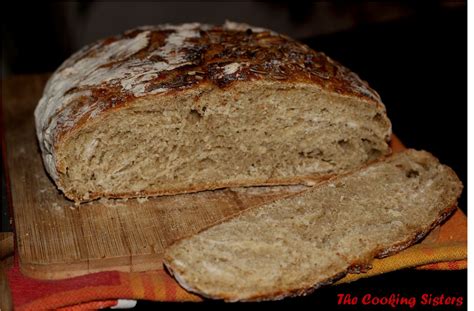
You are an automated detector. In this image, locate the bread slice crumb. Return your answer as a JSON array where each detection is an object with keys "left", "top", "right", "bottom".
[{"left": 164, "top": 149, "right": 462, "bottom": 302}]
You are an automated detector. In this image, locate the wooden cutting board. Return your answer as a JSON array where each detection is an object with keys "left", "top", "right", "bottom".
[{"left": 2, "top": 74, "right": 309, "bottom": 280}]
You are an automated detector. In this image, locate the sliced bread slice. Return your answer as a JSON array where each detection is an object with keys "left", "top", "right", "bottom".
[{"left": 163, "top": 150, "right": 462, "bottom": 301}]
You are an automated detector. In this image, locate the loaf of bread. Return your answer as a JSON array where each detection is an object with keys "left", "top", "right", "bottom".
[
  {"left": 35, "top": 22, "right": 391, "bottom": 202},
  {"left": 164, "top": 150, "right": 462, "bottom": 301}
]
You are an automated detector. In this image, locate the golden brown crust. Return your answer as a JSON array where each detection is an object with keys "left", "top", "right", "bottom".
[{"left": 58, "top": 25, "right": 383, "bottom": 141}]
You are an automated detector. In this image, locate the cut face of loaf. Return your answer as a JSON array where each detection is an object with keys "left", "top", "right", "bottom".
[
  {"left": 58, "top": 82, "right": 390, "bottom": 202},
  {"left": 34, "top": 22, "right": 391, "bottom": 202},
  {"left": 163, "top": 150, "right": 462, "bottom": 302}
]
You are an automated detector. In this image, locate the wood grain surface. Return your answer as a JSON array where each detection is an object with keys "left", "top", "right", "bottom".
[{"left": 2, "top": 75, "right": 308, "bottom": 279}]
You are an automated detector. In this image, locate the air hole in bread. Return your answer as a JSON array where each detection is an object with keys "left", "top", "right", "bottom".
[
  {"left": 368, "top": 148, "right": 383, "bottom": 161},
  {"left": 337, "top": 139, "right": 352, "bottom": 152},
  {"left": 372, "top": 112, "right": 388, "bottom": 129},
  {"left": 299, "top": 148, "right": 323, "bottom": 159},
  {"left": 188, "top": 109, "right": 203, "bottom": 123},
  {"left": 406, "top": 169, "right": 420, "bottom": 178}
]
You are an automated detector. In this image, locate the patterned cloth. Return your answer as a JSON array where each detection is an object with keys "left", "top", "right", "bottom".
[{"left": 7, "top": 137, "right": 466, "bottom": 310}]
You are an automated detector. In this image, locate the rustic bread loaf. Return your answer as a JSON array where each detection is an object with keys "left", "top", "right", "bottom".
[
  {"left": 35, "top": 22, "right": 391, "bottom": 202},
  {"left": 163, "top": 150, "right": 462, "bottom": 302}
]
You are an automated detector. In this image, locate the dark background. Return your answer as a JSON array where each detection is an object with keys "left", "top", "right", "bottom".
[{"left": 1, "top": 1, "right": 467, "bottom": 310}]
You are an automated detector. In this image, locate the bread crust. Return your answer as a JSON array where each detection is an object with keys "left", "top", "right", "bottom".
[{"left": 34, "top": 22, "right": 391, "bottom": 200}]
